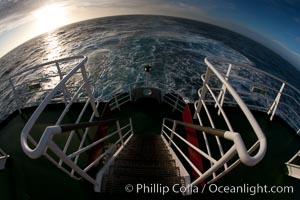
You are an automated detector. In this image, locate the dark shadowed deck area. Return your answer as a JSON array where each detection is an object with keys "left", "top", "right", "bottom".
[{"left": 0, "top": 99, "right": 299, "bottom": 200}]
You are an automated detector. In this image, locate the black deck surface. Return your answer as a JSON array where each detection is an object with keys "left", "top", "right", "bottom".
[{"left": 0, "top": 100, "right": 299, "bottom": 200}]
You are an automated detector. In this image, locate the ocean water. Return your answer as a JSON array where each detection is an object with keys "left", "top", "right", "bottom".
[{"left": 0, "top": 15, "right": 299, "bottom": 120}]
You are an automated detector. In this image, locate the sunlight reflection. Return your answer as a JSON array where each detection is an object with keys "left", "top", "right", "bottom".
[
  {"left": 45, "top": 34, "right": 61, "bottom": 61},
  {"left": 33, "top": 4, "right": 68, "bottom": 33},
  {"left": 40, "top": 34, "right": 64, "bottom": 90}
]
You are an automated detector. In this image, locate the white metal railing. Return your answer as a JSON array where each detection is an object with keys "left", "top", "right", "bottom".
[
  {"left": 23, "top": 118, "right": 133, "bottom": 186},
  {"left": 109, "top": 93, "right": 131, "bottom": 110},
  {"left": 202, "top": 57, "right": 300, "bottom": 135},
  {"left": 285, "top": 151, "right": 300, "bottom": 179},
  {"left": 0, "top": 56, "right": 89, "bottom": 121},
  {"left": 16, "top": 54, "right": 297, "bottom": 189},
  {"left": 0, "top": 148, "right": 9, "bottom": 170},
  {"left": 94, "top": 122, "right": 134, "bottom": 192},
  {"left": 99, "top": 80, "right": 187, "bottom": 112},
  {"left": 163, "top": 93, "right": 186, "bottom": 113},
  {"left": 165, "top": 56, "right": 268, "bottom": 185},
  {"left": 161, "top": 116, "right": 265, "bottom": 187},
  {"left": 20, "top": 55, "right": 134, "bottom": 188}
]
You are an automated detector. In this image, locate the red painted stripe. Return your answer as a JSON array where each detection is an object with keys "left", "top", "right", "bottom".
[
  {"left": 182, "top": 104, "right": 205, "bottom": 187},
  {"left": 86, "top": 125, "right": 108, "bottom": 165},
  {"left": 87, "top": 104, "right": 111, "bottom": 170}
]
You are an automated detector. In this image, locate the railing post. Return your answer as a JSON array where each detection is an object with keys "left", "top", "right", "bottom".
[
  {"left": 162, "top": 83, "right": 167, "bottom": 103},
  {"left": 116, "top": 121, "right": 124, "bottom": 145},
  {"left": 114, "top": 96, "right": 120, "bottom": 110},
  {"left": 168, "top": 121, "right": 176, "bottom": 146},
  {"left": 161, "top": 118, "right": 166, "bottom": 136},
  {"left": 9, "top": 78, "right": 22, "bottom": 114},
  {"left": 81, "top": 65, "right": 99, "bottom": 117},
  {"left": 129, "top": 85, "right": 132, "bottom": 102},
  {"left": 56, "top": 62, "right": 69, "bottom": 106},
  {"left": 267, "top": 82, "right": 285, "bottom": 121},
  {"left": 129, "top": 118, "right": 134, "bottom": 135},
  {"left": 193, "top": 67, "right": 212, "bottom": 119},
  {"left": 216, "top": 63, "right": 232, "bottom": 115},
  {"left": 172, "top": 95, "right": 179, "bottom": 112},
  {"left": 48, "top": 140, "right": 98, "bottom": 186}
]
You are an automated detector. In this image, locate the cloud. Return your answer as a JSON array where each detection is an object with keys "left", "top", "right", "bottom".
[
  {"left": 0, "top": 0, "right": 214, "bottom": 58},
  {"left": 0, "top": 11, "right": 33, "bottom": 34},
  {"left": 0, "top": 0, "right": 41, "bottom": 34},
  {"left": 70, "top": 0, "right": 208, "bottom": 15},
  {"left": 0, "top": 0, "right": 299, "bottom": 71},
  {"left": 0, "top": 0, "right": 237, "bottom": 37},
  {"left": 0, "top": 0, "right": 208, "bottom": 33}
]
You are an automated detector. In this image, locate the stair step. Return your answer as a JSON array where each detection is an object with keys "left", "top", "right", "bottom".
[
  {"left": 105, "top": 175, "right": 185, "bottom": 185},
  {"left": 114, "top": 159, "right": 176, "bottom": 168},
  {"left": 122, "top": 148, "right": 170, "bottom": 154},
  {"left": 116, "top": 153, "right": 173, "bottom": 161},
  {"left": 124, "top": 144, "right": 168, "bottom": 151},
  {"left": 101, "top": 135, "right": 184, "bottom": 193},
  {"left": 118, "top": 150, "right": 172, "bottom": 156},
  {"left": 110, "top": 166, "right": 179, "bottom": 177},
  {"left": 127, "top": 136, "right": 165, "bottom": 144}
]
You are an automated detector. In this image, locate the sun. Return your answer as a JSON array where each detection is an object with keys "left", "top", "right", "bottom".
[{"left": 33, "top": 4, "right": 68, "bottom": 33}]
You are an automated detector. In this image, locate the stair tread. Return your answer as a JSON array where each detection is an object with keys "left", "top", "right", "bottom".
[
  {"left": 110, "top": 167, "right": 179, "bottom": 176},
  {"left": 113, "top": 160, "right": 175, "bottom": 167},
  {"left": 114, "top": 159, "right": 176, "bottom": 168},
  {"left": 116, "top": 155, "right": 173, "bottom": 162},
  {"left": 101, "top": 135, "right": 184, "bottom": 193},
  {"left": 105, "top": 176, "right": 184, "bottom": 186}
]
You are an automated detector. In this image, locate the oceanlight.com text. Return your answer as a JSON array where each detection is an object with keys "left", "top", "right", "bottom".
[
  {"left": 124, "top": 183, "right": 294, "bottom": 195},
  {"left": 208, "top": 183, "right": 294, "bottom": 195}
]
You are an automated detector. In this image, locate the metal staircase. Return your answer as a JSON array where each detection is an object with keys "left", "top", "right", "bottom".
[
  {"left": 18, "top": 55, "right": 300, "bottom": 195},
  {"left": 102, "top": 135, "right": 185, "bottom": 193}
]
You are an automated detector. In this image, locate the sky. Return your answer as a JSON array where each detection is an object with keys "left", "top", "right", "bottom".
[{"left": 0, "top": 0, "right": 300, "bottom": 70}]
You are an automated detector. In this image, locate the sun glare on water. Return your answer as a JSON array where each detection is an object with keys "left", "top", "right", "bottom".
[{"left": 33, "top": 4, "right": 68, "bottom": 33}]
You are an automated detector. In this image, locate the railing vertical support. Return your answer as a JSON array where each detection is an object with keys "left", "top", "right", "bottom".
[
  {"left": 81, "top": 65, "right": 99, "bottom": 117},
  {"left": 9, "top": 78, "right": 22, "bottom": 114},
  {"left": 161, "top": 83, "right": 166, "bottom": 103},
  {"left": 114, "top": 96, "right": 120, "bottom": 110},
  {"left": 216, "top": 63, "right": 232, "bottom": 115},
  {"left": 173, "top": 95, "right": 179, "bottom": 112},
  {"left": 47, "top": 140, "right": 97, "bottom": 185},
  {"left": 193, "top": 68, "right": 212, "bottom": 119},
  {"left": 129, "top": 118, "right": 134, "bottom": 135},
  {"left": 168, "top": 121, "right": 177, "bottom": 146},
  {"left": 56, "top": 62, "right": 69, "bottom": 106},
  {"left": 129, "top": 85, "right": 132, "bottom": 102},
  {"left": 267, "top": 82, "right": 285, "bottom": 121},
  {"left": 161, "top": 118, "right": 166, "bottom": 135},
  {"left": 116, "top": 121, "right": 124, "bottom": 145}
]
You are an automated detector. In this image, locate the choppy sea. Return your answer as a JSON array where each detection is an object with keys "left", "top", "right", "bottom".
[{"left": 0, "top": 15, "right": 299, "bottom": 120}]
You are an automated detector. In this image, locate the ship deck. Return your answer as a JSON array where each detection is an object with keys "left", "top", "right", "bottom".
[{"left": 0, "top": 100, "right": 299, "bottom": 199}]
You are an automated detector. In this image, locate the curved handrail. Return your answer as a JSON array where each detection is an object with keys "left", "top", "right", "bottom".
[
  {"left": 20, "top": 55, "right": 87, "bottom": 159},
  {"left": 205, "top": 57, "right": 300, "bottom": 94},
  {"left": 205, "top": 57, "right": 300, "bottom": 134},
  {"left": 204, "top": 57, "right": 267, "bottom": 166},
  {"left": 4, "top": 55, "right": 86, "bottom": 81}
]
